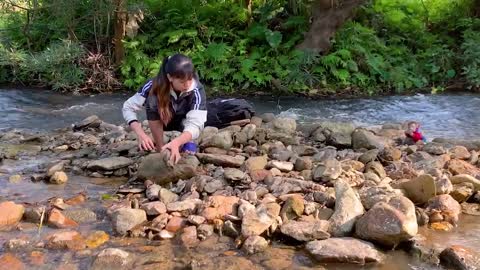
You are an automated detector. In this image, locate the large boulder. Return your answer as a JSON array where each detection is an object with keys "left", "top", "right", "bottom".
[
  {"left": 440, "top": 245, "right": 480, "bottom": 270},
  {"left": 426, "top": 194, "right": 461, "bottom": 225},
  {"left": 358, "top": 185, "right": 403, "bottom": 210},
  {"left": 352, "top": 129, "right": 387, "bottom": 150},
  {"left": 400, "top": 174, "right": 437, "bottom": 204},
  {"left": 329, "top": 180, "right": 364, "bottom": 237},
  {"left": 450, "top": 174, "right": 480, "bottom": 191},
  {"left": 201, "top": 131, "right": 233, "bottom": 150},
  {"left": 269, "top": 117, "right": 296, "bottom": 134},
  {"left": 137, "top": 153, "right": 199, "bottom": 184},
  {"left": 447, "top": 159, "right": 480, "bottom": 177},
  {"left": 241, "top": 203, "right": 281, "bottom": 237},
  {"left": 0, "top": 201, "right": 24, "bottom": 230},
  {"left": 306, "top": 237, "right": 384, "bottom": 264},
  {"left": 355, "top": 196, "right": 418, "bottom": 247}
]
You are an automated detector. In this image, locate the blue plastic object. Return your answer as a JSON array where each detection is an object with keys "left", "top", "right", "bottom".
[{"left": 181, "top": 142, "right": 197, "bottom": 153}]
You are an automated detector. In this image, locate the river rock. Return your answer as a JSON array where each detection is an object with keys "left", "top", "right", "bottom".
[
  {"left": 196, "top": 153, "right": 245, "bottom": 168},
  {"left": 165, "top": 216, "right": 187, "bottom": 233},
  {"left": 201, "top": 196, "right": 239, "bottom": 221},
  {"left": 451, "top": 183, "right": 475, "bottom": 203},
  {"left": 241, "top": 203, "right": 281, "bottom": 237},
  {"left": 379, "top": 147, "right": 402, "bottom": 162},
  {"left": 47, "top": 161, "right": 69, "bottom": 177},
  {"left": 313, "top": 159, "right": 342, "bottom": 182},
  {"left": 426, "top": 195, "right": 461, "bottom": 225},
  {"left": 48, "top": 209, "right": 78, "bottom": 228},
  {"left": 50, "top": 171, "right": 68, "bottom": 184},
  {"left": 358, "top": 185, "right": 402, "bottom": 210},
  {"left": 141, "top": 202, "right": 166, "bottom": 215},
  {"left": 111, "top": 208, "right": 147, "bottom": 236},
  {"left": 24, "top": 206, "right": 45, "bottom": 223},
  {"left": 306, "top": 237, "right": 383, "bottom": 264},
  {"left": 267, "top": 160, "right": 294, "bottom": 172},
  {"left": 224, "top": 168, "right": 246, "bottom": 181},
  {"left": 202, "top": 131, "right": 233, "bottom": 150},
  {"left": 359, "top": 149, "right": 379, "bottom": 164},
  {"left": 180, "top": 226, "right": 199, "bottom": 247},
  {"left": 167, "top": 199, "right": 202, "bottom": 213},
  {"left": 450, "top": 174, "right": 480, "bottom": 191},
  {"left": 242, "top": 236, "right": 268, "bottom": 254},
  {"left": 447, "top": 159, "right": 480, "bottom": 177},
  {"left": 329, "top": 180, "right": 364, "bottom": 237},
  {"left": 269, "top": 117, "right": 296, "bottom": 134},
  {"left": 400, "top": 174, "right": 437, "bottom": 204},
  {"left": 0, "top": 253, "right": 25, "bottom": 270},
  {"left": 294, "top": 157, "right": 313, "bottom": 171},
  {"left": 440, "top": 245, "right": 480, "bottom": 270},
  {"left": 46, "top": 230, "right": 86, "bottom": 250},
  {"left": 91, "top": 248, "right": 133, "bottom": 270},
  {"left": 280, "top": 220, "right": 330, "bottom": 241},
  {"left": 187, "top": 215, "right": 205, "bottom": 226},
  {"left": 352, "top": 129, "right": 387, "bottom": 150},
  {"left": 365, "top": 161, "right": 386, "bottom": 180},
  {"left": 450, "top": 146, "right": 471, "bottom": 160},
  {"left": 87, "top": 157, "right": 133, "bottom": 171},
  {"left": 280, "top": 196, "right": 304, "bottom": 221},
  {"left": 423, "top": 143, "right": 447, "bottom": 155},
  {"left": 244, "top": 155, "right": 268, "bottom": 172},
  {"left": 197, "top": 224, "right": 214, "bottom": 240},
  {"left": 138, "top": 153, "right": 199, "bottom": 184},
  {"left": 0, "top": 201, "right": 24, "bottom": 230},
  {"left": 63, "top": 208, "right": 97, "bottom": 223},
  {"left": 73, "top": 115, "right": 102, "bottom": 131},
  {"left": 158, "top": 188, "right": 179, "bottom": 204},
  {"left": 355, "top": 196, "right": 418, "bottom": 246},
  {"left": 204, "top": 179, "right": 225, "bottom": 194}
]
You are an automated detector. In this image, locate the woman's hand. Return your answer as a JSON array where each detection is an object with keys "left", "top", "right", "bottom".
[
  {"left": 161, "top": 140, "right": 181, "bottom": 165},
  {"left": 138, "top": 134, "right": 156, "bottom": 151}
]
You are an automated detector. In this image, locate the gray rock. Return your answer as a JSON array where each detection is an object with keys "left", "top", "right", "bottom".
[
  {"left": 270, "top": 117, "right": 296, "bottom": 134},
  {"left": 352, "top": 129, "right": 387, "bottom": 150},
  {"left": 188, "top": 215, "right": 206, "bottom": 226},
  {"left": 329, "top": 180, "right": 364, "bottom": 237},
  {"left": 47, "top": 161, "right": 69, "bottom": 177},
  {"left": 159, "top": 188, "right": 179, "bottom": 204},
  {"left": 365, "top": 161, "right": 386, "bottom": 180},
  {"left": 24, "top": 206, "right": 46, "bottom": 223},
  {"left": 196, "top": 153, "right": 245, "bottom": 168},
  {"left": 311, "top": 128, "right": 327, "bottom": 142},
  {"left": 224, "top": 168, "right": 246, "bottom": 181},
  {"left": 424, "top": 143, "right": 447, "bottom": 155},
  {"left": 204, "top": 179, "right": 225, "bottom": 194},
  {"left": 359, "top": 185, "right": 402, "bottom": 210},
  {"left": 146, "top": 184, "right": 161, "bottom": 201},
  {"left": 87, "top": 157, "right": 133, "bottom": 171},
  {"left": 197, "top": 224, "right": 214, "bottom": 240},
  {"left": 295, "top": 157, "right": 313, "bottom": 171},
  {"left": 355, "top": 196, "right": 418, "bottom": 246},
  {"left": 313, "top": 159, "right": 342, "bottom": 182},
  {"left": 267, "top": 160, "right": 294, "bottom": 172},
  {"left": 312, "top": 147, "right": 337, "bottom": 162},
  {"left": 242, "top": 124, "right": 257, "bottom": 139},
  {"left": 306, "top": 237, "right": 384, "bottom": 264},
  {"left": 328, "top": 131, "right": 352, "bottom": 148},
  {"left": 223, "top": 220, "right": 241, "bottom": 238},
  {"left": 280, "top": 220, "right": 330, "bottom": 241},
  {"left": 260, "top": 113, "right": 275, "bottom": 123},
  {"left": 202, "top": 131, "right": 233, "bottom": 150},
  {"left": 138, "top": 153, "right": 199, "bottom": 185},
  {"left": 141, "top": 202, "right": 167, "bottom": 215},
  {"left": 166, "top": 199, "right": 202, "bottom": 213},
  {"left": 242, "top": 236, "right": 268, "bottom": 254},
  {"left": 401, "top": 174, "right": 437, "bottom": 204},
  {"left": 63, "top": 208, "right": 97, "bottom": 223},
  {"left": 73, "top": 115, "right": 102, "bottom": 131},
  {"left": 111, "top": 208, "right": 147, "bottom": 236},
  {"left": 91, "top": 248, "right": 133, "bottom": 270}
]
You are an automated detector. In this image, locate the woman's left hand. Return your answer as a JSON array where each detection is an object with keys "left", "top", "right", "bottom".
[{"left": 161, "top": 140, "right": 181, "bottom": 165}]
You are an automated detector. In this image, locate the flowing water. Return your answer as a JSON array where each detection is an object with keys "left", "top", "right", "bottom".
[{"left": 1, "top": 87, "right": 480, "bottom": 269}]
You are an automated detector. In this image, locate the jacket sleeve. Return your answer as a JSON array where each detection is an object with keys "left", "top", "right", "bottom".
[
  {"left": 182, "top": 86, "right": 207, "bottom": 140},
  {"left": 122, "top": 80, "right": 152, "bottom": 125}
]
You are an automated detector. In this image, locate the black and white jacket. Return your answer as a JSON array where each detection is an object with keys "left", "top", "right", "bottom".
[{"left": 122, "top": 79, "right": 207, "bottom": 140}]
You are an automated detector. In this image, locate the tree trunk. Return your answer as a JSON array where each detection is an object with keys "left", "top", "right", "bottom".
[
  {"left": 113, "top": 0, "right": 127, "bottom": 66},
  {"left": 297, "top": 0, "right": 366, "bottom": 53}
]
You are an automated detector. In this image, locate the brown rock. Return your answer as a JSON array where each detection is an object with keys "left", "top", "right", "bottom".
[
  {"left": 379, "top": 147, "right": 402, "bottom": 162},
  {"left": 165, "top": 216, "right": 186, "bottom": 233},
  {"left": 46, "top": 231, "right": 86, "bottom": 250},
  {"left": 365, "top": 161, "right": 386, "bottom": 180},
  {"left": 341, "top": 160, "right": 365, "bottom": 172},
  {"left": 181, "top": 226, "right": 199, "bottom": 247},
  {"left": 141, "top": 202, "right": 167, "bottom": 215},
  {"left": 426, "top": 194, "right": 461, "bottom": 226},
  {"left": 85, "top": 231, "right": 109, "bottom": 249},
  {"left": 250, "top": 169, "right": 272, "bottom": 182},
  {"left": 329, "top": 180, "right": 364, "bottom": 237},
  {"left": 447, "top": 159, "right": 480, "bottom": 177},
  {"left": 241, "top": 203, "right": 281, "bottom": 237},
  {"left": 0, "top": 201, "right": 24, "bottom": 230},
  {"left": 280, "top": 196, "right": 304, "bottom": 221},
  {"left": 48, "top": 209, "right": 78, "bottom": 229},
  {"left": 200, "top": 196, "right": 239, "bottom": 221},
  {"left": 450, "top": 146, "right": 471, "bottom": 160},
  {"left": 280, "top": 220, "right": 330, "bottom": 241},
  {"left": 440, "top": 245, "right": 480, "bottom": 270},
  {"left": 242, "top": 236, "right": 268, "bottom": 254},
  {"left": 244, "top": 155, "right": 268, "bottom": 172},
  {"left": 0, "top": 253, "right": 25, "bottom": 270},
  {"left": 400, "top": 174, "right": 437, "bottom": 204},
  {"left": 196, "top": 153, "right": 245, "bottom": 167}
]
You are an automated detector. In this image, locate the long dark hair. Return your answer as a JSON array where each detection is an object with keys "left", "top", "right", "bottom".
[{"left": 150, "top": 53, "right": 196, "bottom": 125}]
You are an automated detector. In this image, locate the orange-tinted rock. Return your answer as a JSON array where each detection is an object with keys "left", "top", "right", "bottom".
[
  {"left": 250, "top": 169, "right": 272, "bottom": 182},
  {"left": 46, "top": 231, "right": 86, "bottom": 250},
  {"left": 0, "top": 253, "right": 25, "bottom": 270},
  {"left": 180, "top": 226, "right": 199, "bottom": 247},
  {"left": 165, "top": 217, "right": 186, "bottom": 233},
  {"left": 0, "top": 201, "right": 24, "bottom": 230},
  {"left": 48, "top": 209, "right": 78, "bottom": 228},
  {"left": 447, "top": 159, "right": 480, "bottom": 176},
  {"left": 200, "top": 196, "right": 239, "bottom": 221},
  {"left": 440, "top": 245, "right": 480, "bottom": 270},
  {"left": 65, "top": 193, "right": 87, "bottom": 206},
  {"left": 85, "top": 231, "right": 109, "bottom": 249},
  {"left": 29, "top": 251, "right": 45, "bottom": 266}
]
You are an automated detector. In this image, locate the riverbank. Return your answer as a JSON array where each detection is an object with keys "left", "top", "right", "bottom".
[{"left": 1, "top": 114, "right": 480, "bottom": 269}]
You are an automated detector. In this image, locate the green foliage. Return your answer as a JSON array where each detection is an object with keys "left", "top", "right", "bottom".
[
  {"left": 460, "top": 19, "right": 480, "bottom": 88},
  {"left": 0, "top": 40, "right": 86, "bottom": 91}
]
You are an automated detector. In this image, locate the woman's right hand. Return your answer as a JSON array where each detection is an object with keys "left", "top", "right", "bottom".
[{"left": 138, "top": 134, "right": 156, "bottom": 151}]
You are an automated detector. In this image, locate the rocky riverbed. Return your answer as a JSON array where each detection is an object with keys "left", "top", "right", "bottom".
[{"left": 1, "top": 114, "right": 480, "bottom": 270}]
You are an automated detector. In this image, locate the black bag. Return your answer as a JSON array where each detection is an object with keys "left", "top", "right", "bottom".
[{"left": 206, "top": 98, "right": 255, "bottom": 128}]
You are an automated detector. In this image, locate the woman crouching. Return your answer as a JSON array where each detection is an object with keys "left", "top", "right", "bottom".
[{"left": 122, "top": 53, "right": 206, "bottom": 164}]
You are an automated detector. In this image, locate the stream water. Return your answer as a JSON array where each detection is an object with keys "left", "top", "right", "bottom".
[{"left": 1, "top": 87, "right": 480, "bottom": 269}]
